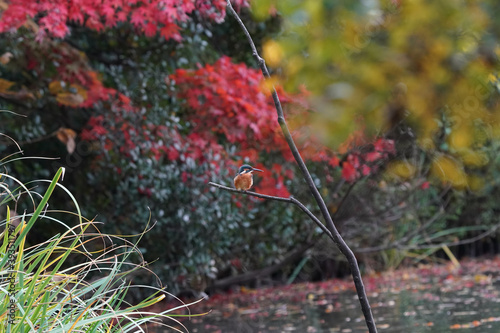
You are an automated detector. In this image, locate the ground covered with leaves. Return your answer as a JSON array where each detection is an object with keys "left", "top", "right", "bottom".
[{"left": 155, "top": 256, "right": 500, "bottom": 332}]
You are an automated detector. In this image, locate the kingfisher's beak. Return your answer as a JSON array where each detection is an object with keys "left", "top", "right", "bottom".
[{"left": 252, "top": 168, "right": 263, "bottom": 172}]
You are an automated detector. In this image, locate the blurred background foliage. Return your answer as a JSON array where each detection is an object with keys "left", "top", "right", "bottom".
[
  {"left": 1, "top": 0, "right": 500, "bottom": 296},
  {"left": 255, "top": 0, "right": 500, "bottom": 186}
]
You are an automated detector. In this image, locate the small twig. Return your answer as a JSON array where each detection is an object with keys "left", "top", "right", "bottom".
[
  {"left": 19, "top": 129, "right": 60, "bottom": 145},
  {"left": 332, "top": 180, "right": 356, "bottom": 221},
  {"left": 208, "top": 182, "right": 334, "bottom": 242},
  {"left": 357, "top": 222, "right": 500, "bottom": 253}
]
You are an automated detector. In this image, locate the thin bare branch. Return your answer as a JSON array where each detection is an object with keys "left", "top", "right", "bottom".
[
  {"left": 208, "top": 182, "right": 334, "bottom": 241},
  {"left": 224, "top": 2, "right": 377, "bottom": 332}
]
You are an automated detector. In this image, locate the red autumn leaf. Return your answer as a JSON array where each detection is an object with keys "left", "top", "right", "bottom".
[
  {"left": 0, "top": 0, "right": 249, "bottom": 40},
  {"left": 167, "top": 147, "right": 180, "bottom": 161},
  {"left": 143, "top": 22, "right": 157, "bottom": 37},
  {"left": 421, "top": 181, "right": 430, "bottom": 190},
  {"left": 341, "top": 161, "right": 358, "bottom": 182},
  {"left": 347, "top": 154, "right": 360, "bottom": 169},
  {"left": 160, "top": 23, "right": 182, "bottom": 41},
  {"left": 364, "top": 151, "right": 382, "bottom": 162},
  {"left": 130, "top": 11, "right": 144, "bottom": 27},
  {"left": 361, "top": 164, "right": 371, "bottom": 176},
  {"left": 374, "top": 138, "right": 396, "bottom": 154},
  {"left": 328, "top": 156, "right": 340, "bottom": 168}
]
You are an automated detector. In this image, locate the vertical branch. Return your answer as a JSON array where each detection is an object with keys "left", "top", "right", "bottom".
[{"left": 225, "top": 2, "right": 377, "bottom": 332}]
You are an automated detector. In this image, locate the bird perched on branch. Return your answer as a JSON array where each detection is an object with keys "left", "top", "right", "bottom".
[{"left": 233, "top": 164, "right": 263, "bottom": 191}]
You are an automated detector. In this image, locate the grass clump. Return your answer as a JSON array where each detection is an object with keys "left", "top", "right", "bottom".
[{"left": 0, "top": 163, "right": 202, "bottom": 332}]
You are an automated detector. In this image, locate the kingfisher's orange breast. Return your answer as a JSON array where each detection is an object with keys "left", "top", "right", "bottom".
[{"left": 234, "top": 173, "right": 253, "bottom": 191}]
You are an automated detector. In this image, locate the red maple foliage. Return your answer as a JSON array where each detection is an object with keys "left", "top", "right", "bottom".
[
  {"left": 170, "top": 57, "right": 291, "bottom": 156},
  {"left": 0, "top": 0, "right": 249, "bottom": 40},
  {"left": 169, "top": 56, "right": 300, "bottom": 195},
  {"left": 169, "top": 57, "right": 397, "bottom": 191},
  {"left": 0, "top": 0, "right": 396, "bottom": 196}
]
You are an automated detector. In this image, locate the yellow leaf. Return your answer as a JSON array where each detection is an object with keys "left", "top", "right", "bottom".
[
  {"left": 49, "top": 80, "right": 64, "bottom": 94},
  {"left": 263, "top": 40, "right": 283, "bottom": 67},
  {"left": 0, "top": 78, "right": 15, "bottom": 93},
  {"left": 250, "top": 0, "right": 274, "bottom": 20},
  {"left": 467, "top": 174, "right": 484, "bottom": 191},
  {"left": 286, "top": 56, "right": 304, "bottom": 76},
  {"left": 431, "top": 155, "right": 467, "bottom": 188},
  {"left": 458, "top": 149, "right": 489, "bottom": 168},
  {"left": 51, "top": 83, "right": 87, "bottom": 106},
  {"left": 474, "top": 274, "right": 491, "bottom": 284},
  {"left": 56, "top": 92, "right": 85, "bottom": 107},
  {"left": 386, "top": 160, "right": 416, "bottom": 180},
  {"left": 448, "top": 126, "right": 473, "bottom": 150},
  {"left": 259, "top": 75, "right": 280, "bottom": 93},
  {"left": 70, "top": 84, "right": 88, "bottom": 100}
]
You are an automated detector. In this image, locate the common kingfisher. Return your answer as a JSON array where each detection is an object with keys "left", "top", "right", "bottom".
[{"left": 234, "top": 164, "right": 263, "bottom": 191}]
